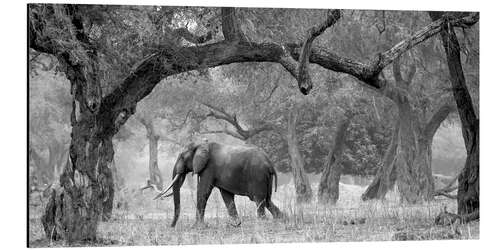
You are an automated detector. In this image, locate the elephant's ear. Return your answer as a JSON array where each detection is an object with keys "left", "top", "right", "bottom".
[{"left": 193, "top": 143, "right": 210, "bottom": 174}]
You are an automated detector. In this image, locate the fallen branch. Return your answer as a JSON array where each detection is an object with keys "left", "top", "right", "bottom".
[
  {"left": 140, "top": 179, "right": 173, "bottom": 199},
  {"left": 433, "top": 172, "right": 460, "bottom": 198},
  {"left": 435, "top": 207, "right": 479, "bottom": 225},
  {"left": 434, "top": 190, "right": 457, "bottom": 199}
]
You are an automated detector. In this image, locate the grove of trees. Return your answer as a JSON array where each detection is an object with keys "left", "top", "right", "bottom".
[{"left": 28, "top": 4, "right": 478, "bottom": 243}]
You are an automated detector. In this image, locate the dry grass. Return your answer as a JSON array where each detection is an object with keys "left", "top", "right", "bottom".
[{"left": 28, "top": 182, "right": 479, "bottom": 247}]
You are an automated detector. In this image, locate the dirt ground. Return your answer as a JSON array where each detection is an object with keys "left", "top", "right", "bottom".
[{"left": 28, "top": 183, "right": 479, "bottom": 247}]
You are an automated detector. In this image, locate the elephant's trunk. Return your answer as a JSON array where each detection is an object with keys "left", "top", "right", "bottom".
[{"left": 171, "top": 173, "right": 185, "bottom": 227}]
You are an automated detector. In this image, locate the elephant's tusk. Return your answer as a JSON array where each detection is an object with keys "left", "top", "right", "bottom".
[
  {"left": 159, "top": 192, "right": 174, "bottom": 199},
  {"left": 153, "top": 174, "right": 180, "bottom": 200}
]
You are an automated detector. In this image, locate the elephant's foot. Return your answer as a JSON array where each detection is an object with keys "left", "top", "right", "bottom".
[
  {"left": 191, "top": 221, "right": 208, "bottom": 229},
  {"left": 274, "top": 212, "right": 288, "bottom": 221},
  {"left": 227, "top": 217, "right": 241, "bottom": 227}
]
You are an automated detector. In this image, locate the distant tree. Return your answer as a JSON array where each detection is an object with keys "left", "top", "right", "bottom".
[
  {"left": 29, "top": 54, "right": 71, "bottom": 187},
  {"left": 317, "top": 115, "right": 352, "bottom": 204}
]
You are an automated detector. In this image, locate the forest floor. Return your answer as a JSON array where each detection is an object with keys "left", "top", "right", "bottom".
[{"left": 28, "top": 182, "right": 479, "bottom": 247}]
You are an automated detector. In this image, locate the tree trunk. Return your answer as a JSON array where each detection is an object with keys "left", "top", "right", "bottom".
[
  {"left": 141, "top": 118, "right": 164, "bottom": 190},
  {"left": 362, "top": 121, "right": 399, "bottom": 200},
  {"left": 394, "top": 99, "right": 435, "bottom": 203},
  {"left": 317, "top": 117, "right": 351, "bottom": 204},
  {"left": 148, "top": 134, "right": 163, "bottom": 190},
  {"left": 41, "top": 115, "right": 115, "bottom": 242},
  {"left": 286, "top": 108, "right": 312, "bottom": 203},
  {"left": 362, "top": 94, "right": 453, "bottom": 202},
  {"left": 430, "top": 12, "right": 479, "bottom": 219},
  {"left": 41, "top": 41, "right": 120, "bottom": 241}
]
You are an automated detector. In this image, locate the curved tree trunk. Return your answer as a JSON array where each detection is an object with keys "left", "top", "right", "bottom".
[
  {"left": 140, "top": 118, "right": 164, "bottom": 190},
  {"left": 430, "top": 12, "right": 479, "bottom": 220},
  {"left": 362, "top": 122, "right": 399, "bottom": 200},
  {"left": 318, "top": 117, "right": 351, "bottom": 204},
  {"left": 39, "top": 10, "right": 123, "bottom": 238},
  {"left": 286, "top": 108, "right": 312, "bottom": 203},
  {"left": 362, "top": 93, "right": 453, "bottom": 202}
]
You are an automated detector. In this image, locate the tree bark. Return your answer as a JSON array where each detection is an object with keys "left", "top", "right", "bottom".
[
  {"left": 37, "top": 5, "right": 123, "bottom": 242},
  {"left": 430, "top": 12, "right": 479, "bottom": 219},
  {"left": 139, "top": 118, "right": 164, "bottom": 190},
  {"left": 286, "top": 107, "right": 313, "bottom": 203},
  {"left": 41, "top": 112, "right": 116, "bottom": 242},
  {"left": 394, "top": 99, "right": 435, "bottom": 203},
  {"left": 317, "top": 117, "right": 351, "bottom": 204},
  {"left": 362, "top": 54, "right": 455, "bottom": 203},
  {"left": 362, "top": 121, "right": 399, "bottom": 200}
]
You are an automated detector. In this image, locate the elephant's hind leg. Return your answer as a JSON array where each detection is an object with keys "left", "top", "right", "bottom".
[
  {"left": 219, "top": 189, "right": 241, "bottom": 227},
  {"left": 255, "top": 199, "right": 267, "bottom": 219},
  {"left": 266, "top": 200, "right": 285, "bottom": 219}
]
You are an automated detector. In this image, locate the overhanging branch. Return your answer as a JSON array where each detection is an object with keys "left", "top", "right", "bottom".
[
  {"left": 30, "top": 7, "right": 478, "bottom": 134},
  {"left": 297, "top": 10, "right": 342, "bottom": 94}
]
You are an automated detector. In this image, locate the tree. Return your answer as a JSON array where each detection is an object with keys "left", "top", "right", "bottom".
[
  {"left": 29, "top": 53, "right": 71, "bottom": 188},
  {"left": 317, "top": 115, "right": 352, "bottom": 204},
  {"left": 362, "top": 57, "right": 457, "bottom": 202},
  {"left": 29, "top": 4, "right": 478, "bottom": 242},
  {"left": 284, "top": 105, "right": 313, "bottom": 202},
  {"left": 429, "top": 12, "right": 479, "bottom": 223},
  {"left": 199, "top": 102, "right": 274, "bottom": 141}
]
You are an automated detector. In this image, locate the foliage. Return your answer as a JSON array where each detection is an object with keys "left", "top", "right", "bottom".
[{"left": 28, "top": 4, "right": 477, "bottom": 189}]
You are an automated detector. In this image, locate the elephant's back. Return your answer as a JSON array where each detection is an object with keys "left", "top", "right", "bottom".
[
  {"left": 215, "top": 144, "right": 271, "bottom": 170},
  {"left": 211, "top": 144, "right": 274, "bottom": 196}
]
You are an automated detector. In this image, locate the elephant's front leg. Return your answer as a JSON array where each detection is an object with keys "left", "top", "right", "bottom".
[
  {"left": 219, "top": 188, "right": 241, "bottom": 227},
  {"left": 194, "top": 173, "right": 214, "bottom": 227}
]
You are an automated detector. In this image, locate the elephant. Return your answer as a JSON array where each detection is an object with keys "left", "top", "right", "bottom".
[{"left": 153, "top": 141, "right": 284, "bottom": 227}]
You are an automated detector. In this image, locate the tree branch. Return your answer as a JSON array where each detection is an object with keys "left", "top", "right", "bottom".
[
  {"left": 30, "top": 7, "right": 478, "bottom": 136},
  {"left": 297, "top": 10, "right": 342, "bottom": 94},
  {"left": 173, "top": 27, "right": 214, "bottom": 44},
  {"left": 392, "top": 57, "right": 404, "bottom": 84},
  {"left": 165, "top": 109, "right": 193, "bottom": 132},
  {"left": 423, "top": 99, "right": 456, "bottom": 139},
  {"left": 87, "top": 13, "right": 480, "bottom": 116},
  {"left": 221, "top": 7, "right": 247, "bottom": 42},
  {"left": 434, "top": 191, "right": 457, "bottom": 199},
  {"left": 200, "top": 102, "right": 274, "bottom": 140},
  {"left": 199, "top": 129, "right": 246, "bottom": 141},
  {"left": 29, "top": 4, "right": 102, "bottom": 114}
]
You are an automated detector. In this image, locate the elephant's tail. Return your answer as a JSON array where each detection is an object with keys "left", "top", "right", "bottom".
[
  {"left": 266, "top": 157, "right": 278, "bottom": 192},
  {"left": 274, "top": 172, "right": 277, "bottom": 192}
]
